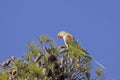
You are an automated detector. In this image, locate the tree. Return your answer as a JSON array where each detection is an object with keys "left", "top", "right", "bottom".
[{"left": 0, "top": 35, "right": 104, "bottom": 80}]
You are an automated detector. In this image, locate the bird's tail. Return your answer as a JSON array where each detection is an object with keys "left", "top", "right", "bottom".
[
  {"left": 91, "top": 57, "right": 105, "bottom": 69},
  {"left": 84, "top": 53, "right": 105, "bottom": 69}
]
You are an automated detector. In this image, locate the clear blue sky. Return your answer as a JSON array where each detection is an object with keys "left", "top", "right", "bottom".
[{"left": 0, "top": 0, "right": 119, "bottom": 79}]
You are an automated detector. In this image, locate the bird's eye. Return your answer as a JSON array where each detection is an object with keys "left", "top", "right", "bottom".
[{"left": 57, "top": 34, "right": 62, "bottom": 38}]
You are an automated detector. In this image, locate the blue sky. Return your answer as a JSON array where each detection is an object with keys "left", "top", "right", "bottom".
[{"left": 0, "top": 0, "right": 120, "bottom": 79}]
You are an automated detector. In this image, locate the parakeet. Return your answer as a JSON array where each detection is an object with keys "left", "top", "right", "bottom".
[
  {"left": 57, "top": 31, "right": 105, "bottom": 68},
  {"left": 57, "top": 31, "right": 74, "bottom": 47},
  {"left": 57, "top": 31, "right": 87, "bottom": 54}
]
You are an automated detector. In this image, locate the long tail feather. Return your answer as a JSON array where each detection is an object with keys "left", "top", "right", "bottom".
[
  {"left": 83, "top": 52, "right": 105, "bottom": 69},
  {"left": 92, "top": 57, "right": 105, "bottom": 69}
]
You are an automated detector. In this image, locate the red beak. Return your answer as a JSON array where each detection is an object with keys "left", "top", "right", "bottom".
[{"left": 57, "top": 34, "right": 62, "bottom": 38}]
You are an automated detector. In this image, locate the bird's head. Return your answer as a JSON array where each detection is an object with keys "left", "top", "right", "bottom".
[
  {"left": 57, "top": 31, "right": 73, "bottom": 41},
  {"left": 57, "top": 31, "right": 68, "bottom": 39}
]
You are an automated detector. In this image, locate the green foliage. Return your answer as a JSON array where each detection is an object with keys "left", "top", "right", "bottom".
[
  {"left": 0, "top": 35, "right": 105, "bottom": 80},
  {"left": 96, "top": 68, "right": 104, "bottom": 76},
  {"left": 26, "top": 42, "right": 40, "bottom": 58},
  {"left": 38, "top": 35, "right": 52, "bottom": 44},
  {"left": 0, "top": 71, "right": 9, "bottom": 80}
]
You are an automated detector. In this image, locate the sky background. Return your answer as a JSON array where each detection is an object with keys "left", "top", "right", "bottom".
[{"left": 0, "top": 0, "right": 120, "bottom": 79}]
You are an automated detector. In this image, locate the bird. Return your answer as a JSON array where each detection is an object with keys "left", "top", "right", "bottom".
[
  {"left": 57, "top": 31, "right": 105, "bottom": 69},
  {"left": 57, "top": 31, "right": 87, "bottom": 55},
  {"left": 57, "top": 31, "right": 81, "bottom": 50},
  {"left": 57, "top": 31, "right": 74, "bottom": 47}
]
